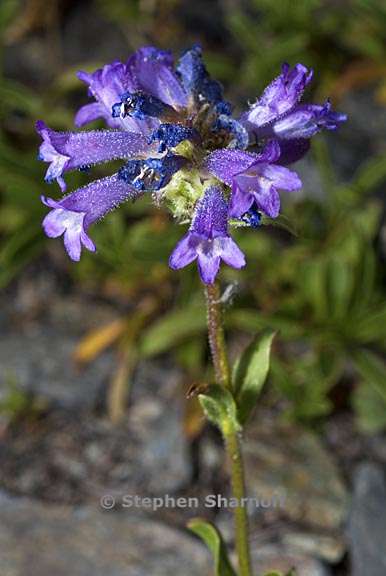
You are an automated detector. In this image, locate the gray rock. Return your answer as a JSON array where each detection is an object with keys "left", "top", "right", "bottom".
[
  {"left": 244, "top": 418, "right": 348, "bottom": 530},
  {"left": 127, "top": 360, "right": 192, "bottom": 493},
  {"left": 348, "top": 462, "right": 386, "bottom": 576},
  {"left": 0, "top": 494, "right": 210, "bottom": 576},
  {"left": 0, "top": 325, "right": 115, "bottom": 410},
  {"left": 282, "top": 531, "right": 346, "bottom": 563},
  {"left": 0, "top": 288, "right": 120, "bottom": 411},
  {"left": 251, "top": 544, "right": 331, "bottom": 576},
  {"left": 0, "top": 360, "right": 192, "bottom": 500}
]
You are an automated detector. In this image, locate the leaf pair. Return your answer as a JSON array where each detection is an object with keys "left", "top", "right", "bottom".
[{"left": 198, "top": 330, "right": 276, "bottom": 434}]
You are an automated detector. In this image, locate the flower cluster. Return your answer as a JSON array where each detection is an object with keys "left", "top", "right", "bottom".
[{"left": 37, "top": 46, "right": 346, "bottom": 282}]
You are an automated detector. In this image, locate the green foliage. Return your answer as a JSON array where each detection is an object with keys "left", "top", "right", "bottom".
[
  {"left": 224, "top": 0, "right": 386, "bottom": 97},
  {"left": 140, "top": 300, "right": 206, "bottom": 357},
  {"left": 351, "top": 349, "right": 386, "bottom": 432},
  {"left": 188, "top": 519, "right": 237, "bottom": 576},
  {"left": 233, "top": 330, "right": 276, "bottom": 424},
  {"left": 198, "top": 385, "right": 241, "bottom": 436}
]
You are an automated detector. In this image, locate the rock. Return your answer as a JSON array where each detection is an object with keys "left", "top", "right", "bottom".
[
  {"left": 127, "top": 360, "right": 192, "bottom": 493},
  {"left": 0, "top": 493, "right": 210, "bottom": 576},
  {"left": 0, "top": 288, "right": 120, "bottom": 411},
  {"left": 0, "top": 360, "right": 192, "bottom": 501},
  {"left": 251, "top": 544, "right": 331, "bottom": 576},
  {"left": 282, "top": 531, "right": 346, "bottom": 563},
  {"left": 244, "top": 417, "right": 348, "bottom": 530},
  {"left": 0, "top": 325, "right": 115, "bottom": 410},
  {"left": 347, "top": 462, "right": 386, "bottom": 576}
]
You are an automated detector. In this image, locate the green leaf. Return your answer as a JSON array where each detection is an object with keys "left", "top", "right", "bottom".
[
  {"left": 355, "top": 304, "right": 386, "bottom": 343},
  {"left": 352, "top": 380, "right": 386, "bottom": 434},
  {"left": 188, "top": 519, "right": 236, "bottom": 576},
  {"left": 352, "top": 349, "right": 386, "bottom": 402},
  {"left": 198, "top": 385, "right": 241, "bottom": 435},
  {"left": 326, "top": 257, "right": 354, "bottom": 320},
  {"left": 233, "top": 330, "right": 276, "bottom": 424},
  {"left": 139, "top": 304, "right": 206, "bottom": 357}
]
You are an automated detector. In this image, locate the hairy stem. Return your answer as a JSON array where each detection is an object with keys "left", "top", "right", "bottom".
[{"left": 205, "top": 281, "right": 252, "bottom": 576}]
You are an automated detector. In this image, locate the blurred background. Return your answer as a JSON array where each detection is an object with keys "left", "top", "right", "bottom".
[{"left": 0, "top": 1, "right": 386, "bottom": 575}]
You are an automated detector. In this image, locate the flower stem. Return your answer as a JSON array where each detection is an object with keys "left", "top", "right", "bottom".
[{"left": 205, "top": 281, "right": 252, "bottom": 576}]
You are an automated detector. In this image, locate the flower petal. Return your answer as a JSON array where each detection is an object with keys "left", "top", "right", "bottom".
[
  {"left": 260, "top": 164, "right": 302, "bottom": 191},
  {"left": 197, "top": 253, "right": 221, "bottom": 285},
  {"left": 229, "top": 182, "right": 255, "bottom": 218},
  {"left": 253, "top": 180, "right": 281, "bottom": 218},
  {"left": 41, "top": 199, "right": 94, "bottom": 261},
  {"left": 128, "top": 47, "right": 188, "bottom": 109},
  {"left": 218, "top": 237, "right": 246, "bottom": 269},
  {"left": 74, "top": 102, "right": 105, "bottom": 127},
  {"left": 169, "top": 233, "right": 198, "bottom": 269},
  {"left": 231, "top": 172, "right": 281, "bottom": 218},
  {"left": 77, "top": 62, "right": 134, "bottom": 129},
  {"left": 205, "top": 141, "right": 280, "bottom": 185},
  {"left": 244, "top": 63, "right": 313, "bottom": 128},
  {"left": 272, "top": 101, "right": 347, "bottom": 139},
  {"left": 205, "top": 149, "right": 258, "bottom": 185}
]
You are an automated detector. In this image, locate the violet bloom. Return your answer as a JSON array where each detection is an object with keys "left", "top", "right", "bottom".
[
  {"left": 205, "top": 140, "right": 302, "bottom": 218},
  {"left": 169, "top": 186, "right": 245, "bottom": 284},
  {"left": 37, "top": 46, "right": 346, "bottom": 283},
  {"left": 241, "top": 63, "right": 347, "bottom": 162}
]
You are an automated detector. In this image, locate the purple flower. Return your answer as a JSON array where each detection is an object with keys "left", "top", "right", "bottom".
[
  {"left": 169, "top": 187, "right": 245, "bottom": 284},
  {"left": 126, "top": 46, "right": 188, "bottom": 109},
  {"left": 36, "top": 120, "right": 153, "bottom": 191},
  {"left": 242, "top": 63, "right": 346, "bottom": 161},
  {"left": 76, "top": 61, "right": 136, "bottom": 130},
  {"left": 42, "top": 174, "right": 141, "bottom": 261},
  {"left": 206, "top": 141, "right": 302, "bottom": 218},
  {"left": 266, "top": 100, "right": 348, "bottom": 140},
  {"left": 244, "top": 63, "right": 313, "bottom": 128},
  {"left": 37, "top": 46, "right": 346, "bottom": 281}
]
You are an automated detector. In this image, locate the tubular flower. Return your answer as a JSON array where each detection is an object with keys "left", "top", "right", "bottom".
[
  {"left": 169, "top": 186, "right": 245, "bottom": 284},
  {"left": 37, "top": 46, "right": 346, "bottom": 283},
  {"left": 241, "top": 63, "right": 347, "bottom": 161}
]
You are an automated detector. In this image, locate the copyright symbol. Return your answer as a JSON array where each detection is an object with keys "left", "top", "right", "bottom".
[{"left": 100, "top": 495, "right": 115, "bottom": 510}]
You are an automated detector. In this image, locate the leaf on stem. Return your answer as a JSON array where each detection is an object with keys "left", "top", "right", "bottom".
[
  {"left": 233, "top": 330, "right": 276, "bottom": 425},
  {"left": 188, "top": 518, "right": 237, "bottom": 576},
  {"left": 198, "top": 385, "right": 241, "bottom": 436}
]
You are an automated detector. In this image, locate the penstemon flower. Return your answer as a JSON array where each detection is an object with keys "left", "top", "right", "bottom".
[{"left": 37, "top": 45, "right": 346, "bottom": 281}]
